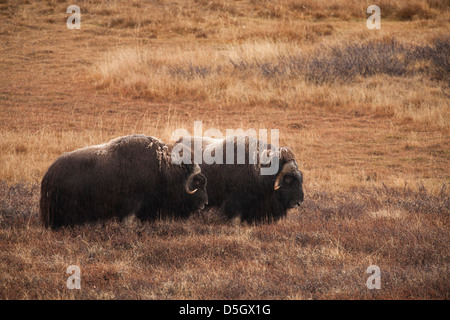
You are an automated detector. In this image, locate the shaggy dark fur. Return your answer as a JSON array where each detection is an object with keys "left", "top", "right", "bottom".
[
  {"left": 40, "top": 135, "right": 208, "bottom": 229},
  {"left": 176, "top": 136, "right": 304, "bottom": 224}
]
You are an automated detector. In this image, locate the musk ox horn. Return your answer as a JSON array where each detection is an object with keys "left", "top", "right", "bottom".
[
  {"left": 186, "top": 188, "right": 197, "bottom": 194},
  {"left": 274, "top": 161, "right": 298, "bottom": 190},
  {"left": 185, "top": 164, "right": 201, "bottom": 194}
]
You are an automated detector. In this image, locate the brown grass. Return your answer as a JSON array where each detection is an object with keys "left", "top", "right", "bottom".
[
  {"left": 0, "top": 0, "right": 449, "bottom": 299},
  {"left": 0, "top": 182, "right": 448, "bottom": 299},
  {"left": 93, "top": 39, "right": 449, "bottom": 128}
]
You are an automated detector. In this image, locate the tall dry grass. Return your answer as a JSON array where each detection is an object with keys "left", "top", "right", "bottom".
[
  {"left": 1, "top": 0, "right": 448, "bottom": 190},
  {"left": 93, "top": 38, "right": 449, "bottom": 128}
]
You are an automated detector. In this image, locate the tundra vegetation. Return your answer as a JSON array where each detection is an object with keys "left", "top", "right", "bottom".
[{"left": 0, "top": 0, "right": 449, "bottom": 299}]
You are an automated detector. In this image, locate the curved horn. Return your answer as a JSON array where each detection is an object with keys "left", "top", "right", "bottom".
[
  {"left": 274, "top": 161, "right": 298, "bottom": 190},
  {"left": 185, "top": 164, "right": 201, "bottom": 194},
  {"left": 186, "top": 187, "right": 198, "bottom": 195}
]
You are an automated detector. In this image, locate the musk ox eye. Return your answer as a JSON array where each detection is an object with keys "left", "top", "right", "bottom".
[
  {"left": 284, "top": 176, "right": 294, "bottom": 184},
  {"left": 192, "top": 176, "right": 205, "bottom": 188}
]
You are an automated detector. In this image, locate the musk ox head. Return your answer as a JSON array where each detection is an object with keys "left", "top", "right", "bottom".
[
  {"left": 272, "top": 147, "right": 304, "bottom": 210},
  {"left": 182, "top": 164, "right": 208, "bottom": 211}
]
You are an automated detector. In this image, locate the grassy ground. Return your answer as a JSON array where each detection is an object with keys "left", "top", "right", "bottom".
[{"left": 0, "top": 0, "right": 449, "bottom": 299}]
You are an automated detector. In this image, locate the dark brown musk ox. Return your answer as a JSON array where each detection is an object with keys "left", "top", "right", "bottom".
[
  {"left": 174, "top": 135, "right": 304, "bottom": 224},
  {"left": 40, "top": 134, "right": 208, "bottom": 229}
]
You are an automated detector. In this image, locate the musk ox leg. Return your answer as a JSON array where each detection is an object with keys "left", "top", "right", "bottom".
[
  {"left": 222, "top": 191, "right": 264, "bottom": 223},
  {"left": 135, "top": 202, "right": 158, "bottom": 222},
  {"left": 42, "top": 182, "right": 117, "bottom": 229},
  {"left": 42, "top": 188, "right": 86, "bottom": 229},
  {"left": 241, "top": 204, "right": 287, "bottom": 225},
  {"left": 223, "top": 200, "right": 243, "bottom": 221},
  {"left": 54, "top": 192, "right": 99, "bottom": 228},
  {"left": 114, "top": 198, "right": 142, "bottom": 222},
  {"left": 40, "top": 182, "right": 80, "bottom": 229}
]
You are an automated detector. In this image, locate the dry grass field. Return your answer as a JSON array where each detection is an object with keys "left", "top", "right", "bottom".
[{"left": 0, "top": 0, "right": 449, "bottom": 300}]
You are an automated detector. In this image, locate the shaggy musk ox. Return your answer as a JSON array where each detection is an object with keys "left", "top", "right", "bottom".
[
  {"left": 40, "top": 134, "right": 208, "bottom": 229},
  {"left": 175, "top": 135, "right": 304, "bottom": 224}
]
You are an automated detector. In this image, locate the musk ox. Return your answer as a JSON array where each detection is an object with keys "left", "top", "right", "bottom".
[
  {"left": 40, "top": 134, "right": 208, "bottom": 229},
  {"left": 175, "top": 135, "right": 304, "bottom": 224}
]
